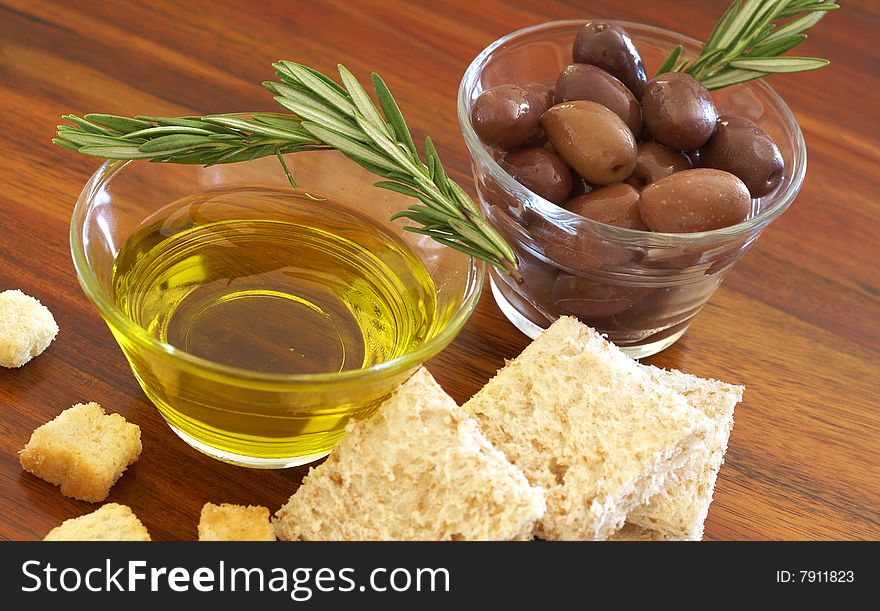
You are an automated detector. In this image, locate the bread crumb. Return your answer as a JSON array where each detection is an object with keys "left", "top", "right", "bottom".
[
  {"left": 44, "top": 503, "right": 150, "bottom": 541},
  {"left": 198, "top": 503, "right": 275, "bottom": 541},
  {"left": 0, "top": 289, "right": 59, "bottom": 368},
  {"left": 20, "top": 402, "right": 142, "bottom": 502}
]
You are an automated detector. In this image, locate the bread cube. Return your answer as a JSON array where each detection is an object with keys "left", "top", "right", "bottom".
[
  {"left": 44, "top": 503, "right": 151, "bottom": 541},
  {"left": 0, "top": 289, "right": 59, "bottom": 368},
  {"left": 20, "top": 402, "right": 142, "bottom": 502},
  {"left": 198, "top": 503, "right": 276, "bottom": 541}
]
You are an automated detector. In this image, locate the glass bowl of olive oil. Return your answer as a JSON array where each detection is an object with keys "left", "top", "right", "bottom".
[{"left": 70, "top": 152, "right": 483, "bottom": 468}]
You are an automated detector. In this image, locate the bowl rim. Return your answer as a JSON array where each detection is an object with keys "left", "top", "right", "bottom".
[
  {"left": 69, "top": 158, "right": 485, "bottom": 386},
  {"left": 457, "top": 18, "right": 807, "bottom": 247}
]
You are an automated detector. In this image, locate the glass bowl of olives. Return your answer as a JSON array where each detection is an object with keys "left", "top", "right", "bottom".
[{"left": 458, "top": 19, "right": 806, "bottom": 358}]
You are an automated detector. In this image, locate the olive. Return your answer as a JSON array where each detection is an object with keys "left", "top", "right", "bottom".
[
  {"left": 554, "top": 64, "right": 641, "bottom": 135},
  {"left": 625, "top": 141, "right": 692, "bottom": 189},
  {"left": 470, "top": 84, "right": 549, "bottom": 150},
  {"left": 570, "top": 176, "right": 595, "bottom": 197},
  {"left": 639, "top": 168, "right": 752, "bottom": 232},
  {"left": 572, "top": 21, "right": 647, "bottom": 99},
  {"left": 700, "top": 115, "right": 784, "bottom": 197},
  {"left": 642, "top": 72, "right": 718, "bottom": 151},
  {"left": 564, "top": 183, "right": 647, "bottom": 230},
  {"left": 552, "top": 274, "right": 651, "bottom": 318},
  {"left": 528, "top": 82, "right": 555, "bottom": 111},
  {"left": 502, "top": 147, "right": 573, "bottom": 205},
  {"left": 541, "top": 101, "right": 637, "bottom": 185}
]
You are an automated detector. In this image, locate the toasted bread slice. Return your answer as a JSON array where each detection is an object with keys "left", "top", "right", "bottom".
[
  {"left": 620, "top": 366, "right": 742, "bottom": 540},
  {"left": 274, "top": 368, "right": 545, "bottom": 541},
  {"left": 463, "top": 316, "right": 710, "bottom": 540}
]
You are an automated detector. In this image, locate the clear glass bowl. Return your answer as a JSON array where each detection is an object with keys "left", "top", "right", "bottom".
[
  {"left": 70, "top": 152, "right": 482, "bottom": 468},
  {"left": 458, "top": 20, "right": 806, "bottom": 358}
]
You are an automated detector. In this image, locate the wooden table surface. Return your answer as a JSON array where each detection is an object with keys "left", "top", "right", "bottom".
[{"left": 1, "top": 0, "right": 877, "bottom": 541}]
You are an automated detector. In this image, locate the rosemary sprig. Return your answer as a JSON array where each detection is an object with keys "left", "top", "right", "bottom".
[
  {"left": 54, "top": 113, "right": 329, "bottom": 173},
  {"left": 657, "top": 0, "right": 837, "bottom": 89},
  {"left": 54, "top": 67, "right": 519, "bottom": 279},
  {"left": 264, "top": 62, "right": 517, "bottom": 277}
]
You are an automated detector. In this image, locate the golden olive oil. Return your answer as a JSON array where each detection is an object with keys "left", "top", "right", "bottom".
[{"left": 110, "top": 187, "right": 440, "bottom": 463}]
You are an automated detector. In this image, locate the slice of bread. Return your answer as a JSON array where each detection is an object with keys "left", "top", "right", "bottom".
[
  {"left": 0, "top": 289, "right": 59, "bottom": 368},
  {"left": 607, "top": 523, "right": 667, "bottom": 541},
  {"left": 620, "top": 366, "right": 742, "bottom": 540},
  {"left": 463, "top": 316, "right": 711, "bottom": 540},
  {"left": 274, "top": 367, "right": 545, "bottom": 541},
  {"left": 44, "top": 503, "right": 151, "bottom": 541},
  {"left": 198, "top": 503, "right": 276, "bottom": 541},
  {"left": 19, "top": 402, "right": 142, "bottom": 502}
]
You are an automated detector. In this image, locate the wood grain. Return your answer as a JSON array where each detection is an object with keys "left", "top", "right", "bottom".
[{"left": 1, "top": 0, "right": 877, "bottom": 541}]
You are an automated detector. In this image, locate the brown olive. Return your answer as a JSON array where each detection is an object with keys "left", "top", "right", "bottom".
[
  {"left": 639, "top": 168, "right": 752, "bottom": 233},
  {"left": 700, "top": 115, "right": 784, "bottom": 197},
  {"left": 564, "top": 183, "right": 647, "bottom": 230},
  {"left": 554, "top": 64, "right": 641, "bottom": 135},
  {"left": 570, "top": 176, "right": 595, "bottom": 197},
  {"left": 476, "top": 174, "right": 527, "bottom": 225},
  {"left": 572, "top": 21, "right": 647, "bottom": 99},
  {"left": 541, "top": 101, "right": 637, "bottom": 185},
  {"left": 552, "top": 274, "right": 651, "bottom": 318},
  {"left": 642, "top": 72, "right": 718, "bottom": 151},
  {"left": 625, "top": 141, "right": 692, "bottom": 189},
  {"left": 470, "top": 84, "right": 549, "bottom": 150},
  {"left": 527, "top": 82, "right": 555, "bottom": 112},
  {"left": 502, "top": 147, "right": 573, "bottom": 205}
]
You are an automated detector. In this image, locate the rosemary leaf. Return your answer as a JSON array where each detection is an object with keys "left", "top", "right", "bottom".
[
  {"left": 424, "top": 137, "right": 450, "bottom": 197},
  {"left": 272, "top": 94, "right": 367, "bottom": 141},
  {"left": 374, "top": 180, "right": 424, "bottom": 200},
  {"left": 655, "top": 45, "right": 683, "bottom": 75},
  {"left": 748, "top": 34, "right": 807, "bottom": 57},
  {"left": 701, "top": 68, "right": 768, "bottom": 89},
  {"left": 729, "top": 56, "right": 829, "bottom": 72},
  {"left": 372, "top": 73, "right": 419, "bottom": 161},
  {"left": 337, "top": 65, "right": 391, "bottom": 138},
  {"left": 85, "top": 114, "right": 153, "bottom": 132},
  {"left": 280, "top": 62, "right": 357, "bottom": 117},
  {"left": 300, "top": 121, "right": 399, "bottom": 173}
]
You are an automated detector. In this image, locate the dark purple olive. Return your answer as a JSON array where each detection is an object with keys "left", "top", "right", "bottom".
[
  {"left": 470, "top": 84, "right": 550, "bottom": 150},
  {"left": 502, "top": 147, "right": 573, "bottom": 205},
  {"left": 639, "top": 168, "right": 751, "bottom": 232},
  {"left": 700, "top": 115, "right": 784, "bottom": 197},
  {"left": 555, "top": 64, "right": 641, "bottom": 135},
  {"left": 642, "top": 72, "right": 718, "bottom": 151},
  {"left": 572, "top": 21, "right": 647, "bottom": 99},
  {"left": 626, "top": 141, "right": 692, "bottom": 189},
  {"left": 564, "top": 183, "right": 648, "bottom": 230}
]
